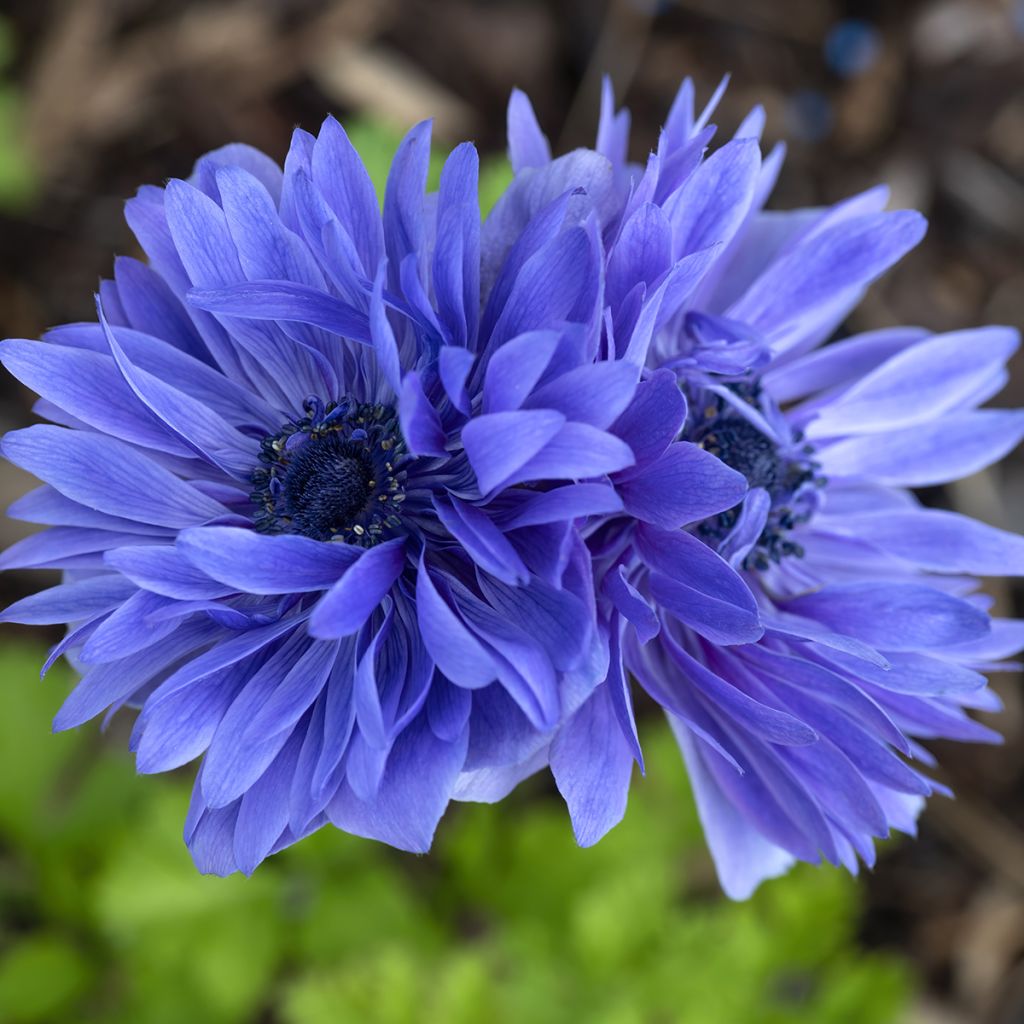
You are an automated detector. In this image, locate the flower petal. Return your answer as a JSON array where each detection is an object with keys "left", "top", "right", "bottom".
[
  {"left": 806, "top": 327, "right": 1019, "bottom": 437},
  {"left": 508, "top": 422, "right": 636, "bottom": 486},
  {"left": 433, "top": 143, "right": 481, "bottom": 346},
  {"left": 415, "top": 558, "right": 498, "bottom": 689},
  {"left": 1, "top": 426, "right": 229, "bottom": 528},
  {"left": 665, "top": 137, "right": 761, "bottom": 257},
  {"left": 188, "top": 280, "right": 370, "bottom": 343},
  {"left": 433, "top": 498, "right": 529, "bottom": 586},
  {"left": 502, "top": 483, "right": 623, "bottom": 529},
  {"left": 618, "top": 441, "right": 747, "bottom": 529},
  {"left": 399, "top": 372, "right": 447, "bottom": 456},
  {"left": 0, "top": 339, "right": 191, "bottom": 456},
  {"left": 638, "top": 526, "right": 762, "bottom": 645},
  {"left": 0, "top": 575, "right": 136, "bottom": 625},
  {"left": 673, "top": 722, "right": 795, "bottom": 900},
  {"left": 309, "top": 539, "right": 406, "bottom": 638},
  {"left": 311, "top": 115, "right": 384, "bottom": 275},
  {"left": 100, "top": 309, "right": 258, "bottom": 477},
  {"left": 550, "top": 683, "right": 634, "bottom": 846},
  {"left": 784, "top": 582, "right": 990, "bottom": 651},
  {"left": 610, "top": 368, "right": 687, "bottom": 466},
  {"left": 328, "top": 711, "right": 468, "bottom": 853},
  {"left": 525, "top": 361, "right": 638, "bottom": 429},
  {"left": 829, "top": 508, "right": 1024, "bottom": 576},
  {"left": 729, "top": 210, "right": 927, "bottom": 340},
  {"left": 461, "top": 409, "right": 566, "bottom": 495},
  {"left": 177, "top": 527, "right": 360, "bottom": 594},
  {"left": 818, "top": 410, "right": 1024, "bottom": 486},
  {"left": 383, "top": 121, "right": 432, "bottom": 284},
  {"left": 506, "top": 89, "right": 551, "bottom": 172},
  {"left": 234, "top": 725, "right": 306, "bottom": 874},
  {"left": 482, "top": 330, "right": 561, "bottom": 414}
]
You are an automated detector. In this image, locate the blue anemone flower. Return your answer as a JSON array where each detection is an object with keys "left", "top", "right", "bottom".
[
  {"left": 0, "top": 118, "right": 631, "bottom": 873},
  {"left": 502, "top": 79, "right": 1024, "bottom": 896},
  {"left": 4, "top": 78, "right": 1022, "bottom": 896}
]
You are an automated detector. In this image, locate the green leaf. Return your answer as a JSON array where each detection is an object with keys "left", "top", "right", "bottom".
[
  {"left": 0, "top": 644, "right": 84, "bottom": 845},
  {"left": 0, "top": 935, "right": 95, "bottom": 1023},
  {"left": 0, "top": 20, "right": 35, "bottom": 211}
]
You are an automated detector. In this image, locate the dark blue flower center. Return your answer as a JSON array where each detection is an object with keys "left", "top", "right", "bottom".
[
  {"left": 689, "top": 386, "right": 823, "bottom": 571},
  {"left": 280, "top": 434, "right": 375, "bottom": 541},
  {"left": 698, "top": 416, "right": 784, "bottom": 492},
  {"left": 251, "top": 397, "right": 407, "bottom": 546}
]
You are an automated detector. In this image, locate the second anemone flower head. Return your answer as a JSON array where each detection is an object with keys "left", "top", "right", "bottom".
[
  {"left": 498, "top": 78, "right": 1024, "bottom": 897},
  {"left": 1, "top": 75, "right": 1021, "bottom": 897}
]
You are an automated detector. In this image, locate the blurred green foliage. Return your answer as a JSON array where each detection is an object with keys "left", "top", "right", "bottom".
[
  {"left": 0, "top": 641, "right": 910, "bottom": 1024},
  {"left": 0, "top": 18, "right": 34, "bottom": 211}
]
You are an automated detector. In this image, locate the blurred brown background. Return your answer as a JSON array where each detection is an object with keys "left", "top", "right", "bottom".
[{"left": 0, "top": 1, "right": 1022, "bottom": 1021}]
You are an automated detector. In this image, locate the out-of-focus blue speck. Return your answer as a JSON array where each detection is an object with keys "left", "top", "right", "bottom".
[
  {"left": 825, "top": 19, "right": 882, "bottom": 77},
  {"left": 1014, "top": 0, "right": 1024, "bottom": 36}
]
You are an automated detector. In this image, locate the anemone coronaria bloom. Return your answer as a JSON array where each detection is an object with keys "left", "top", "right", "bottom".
[
  {"left": 2, "top": 79, "right": 1021, "bottom": 896},
  {"left": 501, "top": 79, "right": 1024, "bottom": 897},
  {"left": 1, "top": 118, "right": 641, "bottom": 872}
]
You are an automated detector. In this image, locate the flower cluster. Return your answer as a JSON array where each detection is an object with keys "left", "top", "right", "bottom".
[{"left": 3, "top": 76, "right": 1021, "bottom": 896}]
